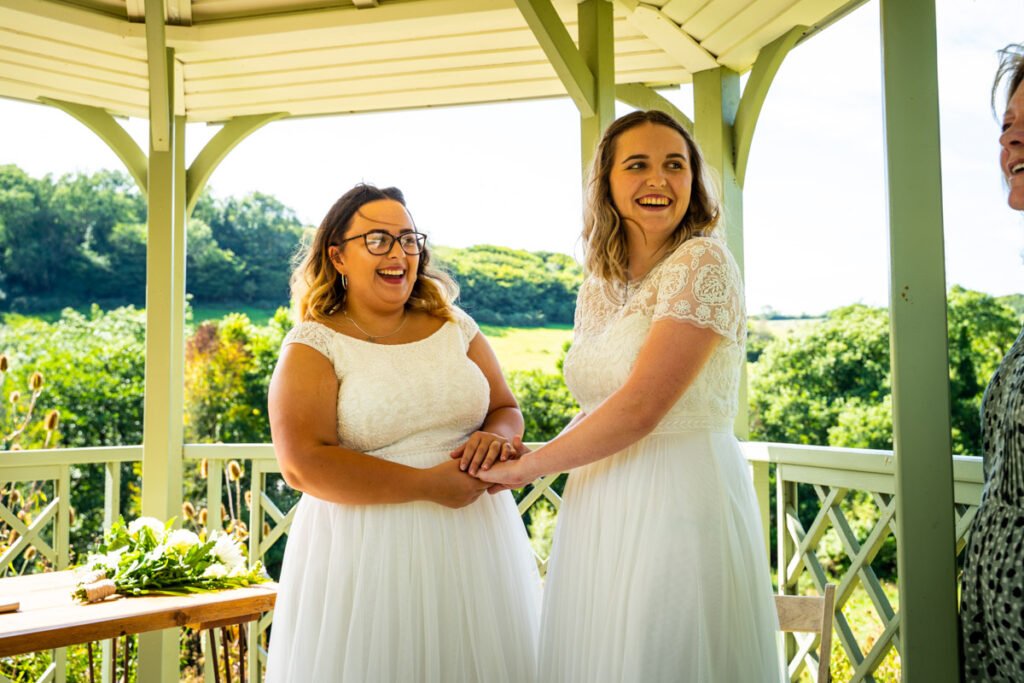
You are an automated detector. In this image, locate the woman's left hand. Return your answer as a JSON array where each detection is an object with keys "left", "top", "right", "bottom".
[
  {"left": 475, "top": 454, "right": 535, "bottom": 489},
  {"left": 450, "top": 431, "right": 518, "bottom": 476}
]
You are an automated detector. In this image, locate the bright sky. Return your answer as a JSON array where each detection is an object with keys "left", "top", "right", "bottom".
[{"left": 1, "top": 0, "right": 1021, "bottom": 316}]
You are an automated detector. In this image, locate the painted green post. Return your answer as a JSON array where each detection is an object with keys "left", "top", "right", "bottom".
[
  {"left": 137, "top": 34, "right": 186, "bottom": 683},
  {"left": 578, "top": 0, "right": 615, "bottom": 174},
  {"left": 878, "top": 0, "right": 959, "bottom": 679},
  {"left": 693, "top": 68, "right": 747, "bottom": 440}
]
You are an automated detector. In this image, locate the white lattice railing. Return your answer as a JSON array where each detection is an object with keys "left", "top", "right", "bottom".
[
  {"left": 0, "top": 446, "right": 138, "bottom": 683},
  {"left": 1, "top": 443, "right": 984, "bottom": 683},
  {"left": 744, "top": 444, "right": 983, "bottom": 682}
]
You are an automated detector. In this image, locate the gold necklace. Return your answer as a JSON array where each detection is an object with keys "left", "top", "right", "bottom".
[{"left": 343, "top": 311, "right": 408, "bottom": 343}]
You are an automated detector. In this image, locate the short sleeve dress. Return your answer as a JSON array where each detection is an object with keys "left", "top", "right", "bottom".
[
  {"left": 538, "top": 237, "right": 784, "bottom": 682},
  {"left": 264, "top": 308, "right": 541, "bottom": 683},
  {"left": 960, "top": 325, "right": 1024, "bottom": 683}
]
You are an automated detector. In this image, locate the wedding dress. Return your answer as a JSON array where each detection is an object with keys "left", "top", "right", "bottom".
[
  {"left": 264, "top": 310, "right": 540, "bottom": 682},
  {"left": 540, "top": 236, "right": 783, "bottom": 682}
]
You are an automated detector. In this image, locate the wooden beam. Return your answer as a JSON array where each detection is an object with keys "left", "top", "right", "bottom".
[
  {"left": 615, "top": 83, "right": 693, "bottom": 132},
  {"left": 578, "top": 0, "right": 615, "bottom": 174},
  {"left": 733, "top": 25, "right": 805, "bottom": 187},
  {"left": 615, "top": 0, "right": 717, "bottom": 72},
  {"left": 145, "top": 0, "right": 169, "bottom": 152},
  {"left": 879, "top": 0, "right": 959, "bottom": 679},
  {"left": 514, "top": 0, "right": 596, "bottom": 117},
  {"left": 185, "top": 113, "right": 287, "bottom": 215},
  {"left": 39, "top": 97, "right": 148, "bottom": 195}
]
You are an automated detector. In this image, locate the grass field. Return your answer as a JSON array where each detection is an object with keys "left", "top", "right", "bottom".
[
  {"left": 187, "top": 309, "right": 576, "bottom": 374},
  {"left": 190, "top": 304, "right": 282, "bottom": 326},
  {"left": 479, "top": 324, "right": 574, "bottom": 374}
]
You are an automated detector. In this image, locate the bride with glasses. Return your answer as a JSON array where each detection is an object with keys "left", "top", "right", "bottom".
[{"left": 264, "top": 183, "right": 540, "bottom": 682}]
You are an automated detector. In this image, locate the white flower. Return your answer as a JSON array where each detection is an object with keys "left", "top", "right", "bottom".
[
  {"left": 211, "top": 532, "right": 246, "bottom": 571},
  {"left": 202, "top": 563, "right": 227, "bottom": 579},
  {"left": 146, "top": 545, "right": 167, "bottom": 563},
  {"left": 128, "top": 517, "right": 165, "bottom": 540},
  {"left": 85, "top": 547, "right": 125, "bottom": 573},
  {"left": 165, "top": 529, "right": 200, "bottom": 552}
]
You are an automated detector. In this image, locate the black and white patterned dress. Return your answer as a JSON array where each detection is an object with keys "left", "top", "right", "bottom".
[{"left": 961, "top": 325, "right": 1024, "bottom": 683}]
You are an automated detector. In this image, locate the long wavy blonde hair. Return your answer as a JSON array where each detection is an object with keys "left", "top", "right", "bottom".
[
  {"left": 582, "top": 110, "right": 722, "bottom": 284},
  {"left": 291, "top": 184, "right": 458, "bottom": 323}
]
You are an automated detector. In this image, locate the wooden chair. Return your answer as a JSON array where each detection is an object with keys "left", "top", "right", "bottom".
[{"left": 775, "top": 583, "right": 836, "bottom": 682}]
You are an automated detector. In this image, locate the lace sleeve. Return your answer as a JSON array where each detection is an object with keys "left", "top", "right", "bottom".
[
  {"left": 282, "top": 321, "right": 337, "bottom": 362},
  {"left": 452, "top": 306, "right": 480, "bottom": 351},
  {"left": 652, "top": 237, "right": 745, "bottom": 343}
]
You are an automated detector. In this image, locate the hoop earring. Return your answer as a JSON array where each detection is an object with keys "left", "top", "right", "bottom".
[{"left": 340, "top": 273, "right": 348, "bottom": 289}]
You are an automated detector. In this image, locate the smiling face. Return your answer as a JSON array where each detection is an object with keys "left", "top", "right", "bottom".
[
  {"left": 1001, "top": 81, "right": 1024, "bottom": 211},
  {"left": 608, "top": 122, "right": 693, "bottom": 244},
  {"left": 328, "top": 198, "right": 420, "bottom": 314}
]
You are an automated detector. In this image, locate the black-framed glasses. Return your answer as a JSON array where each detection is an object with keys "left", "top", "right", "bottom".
[{"left": 337, "top": 230, "right": 427, "bottom": 255}]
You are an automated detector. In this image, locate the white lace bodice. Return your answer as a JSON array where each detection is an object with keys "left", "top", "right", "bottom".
[
  {"left": 281, "top": 308, "right": 489, "bottom": 461},
  {"left": 563, "top": 236, "right": 746, "bottom": 433}
]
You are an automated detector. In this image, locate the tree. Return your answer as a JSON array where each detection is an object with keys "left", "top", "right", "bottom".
[
  {"left": 749, "top": 292, "right": 1021, "bottom": 455},
  {"left": 435, "top": 245, "right": 582, "bottom": 326},
  {"left": 190, "top": 192, "right": 304, "bottom": 304}
]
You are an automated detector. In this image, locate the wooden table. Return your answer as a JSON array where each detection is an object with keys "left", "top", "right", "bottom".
[{"left": 0, "top": 571, "right": 277, "bottom": 658}]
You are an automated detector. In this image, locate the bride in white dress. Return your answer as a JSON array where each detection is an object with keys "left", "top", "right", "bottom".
[
  {"left": 265, "top": 184, "right": 540, "bottom": 682},
  {"left": 479, "top": 111, "right": 783, "bottom": 682}
]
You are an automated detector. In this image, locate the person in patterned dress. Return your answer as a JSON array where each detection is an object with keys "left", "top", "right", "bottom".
[{"left": 960, "top": 43, "right": 1024, "bottom": 683}]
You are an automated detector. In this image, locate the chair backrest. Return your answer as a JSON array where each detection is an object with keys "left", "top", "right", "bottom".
[{"left": 774, "top": 583, "right": 836, "bottom": 682}]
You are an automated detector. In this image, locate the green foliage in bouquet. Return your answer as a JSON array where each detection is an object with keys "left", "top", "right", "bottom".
[{"left": 73, "top": 516, "right": 267, "bottom": 602}]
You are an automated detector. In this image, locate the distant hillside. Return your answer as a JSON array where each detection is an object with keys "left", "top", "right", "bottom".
[
  {"left": 0, "top": 164, "right": 581, "bottom": 324},
  {"left": 434, "top": 245, "right": 582, "bottom": 326},
  {"left": 997, "top": 292, "right": 1024, "bottom": 317}
]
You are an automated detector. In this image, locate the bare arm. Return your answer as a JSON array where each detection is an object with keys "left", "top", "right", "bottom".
[
  {"left": 451, "top": 332, "right": 526, "bottom": 475},
  {"left": 269, "top": 343, "right": 487, "bottom": 507},
  {"left": 477, "top": 319, "right": 721, "bottom": 487}
]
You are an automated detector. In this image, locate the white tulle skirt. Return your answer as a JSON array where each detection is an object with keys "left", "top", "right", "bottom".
[
  {"left": 539, "top": 430, "right": 784, "bottom": 683},
  {"left": 264, "top": 449, "right": 541, "bottom": 683}
]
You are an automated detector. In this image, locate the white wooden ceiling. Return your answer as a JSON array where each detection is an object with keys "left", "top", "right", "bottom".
[{"left": 0, "top": 0, "right": 863, "bottom": 123}]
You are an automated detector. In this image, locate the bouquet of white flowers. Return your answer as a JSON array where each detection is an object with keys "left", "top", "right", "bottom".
[{"left": 73, "top": 516, "right": 268, "bottom": 603}]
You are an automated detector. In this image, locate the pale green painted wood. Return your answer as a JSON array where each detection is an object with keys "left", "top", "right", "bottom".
[
  {"left": 248, "top": 462, "right": 266, "bottom": 682},
  {"left": 206, "top": 459, "right": 224, "bottom": 533},
  {"left": 878, "top": 0, "right": 959, "bottom": 679},
  {"left": 750, "top": 460, "right": 771, "bottom": 560},
  {"left": 138, "top": 40, "right": 184, "bottom": 683},
  {"left": 52, "top": 467, "right": 71, "bottom": 683},
  {"left": 778, "top": 464, "right": 896, "bottom": 495},
  {"left": 145, "top": 0, "right": 169, "bottom": 152},
  {"left": 185, "top": 113, "right": 287, "bottom": 216},
  {"left": 37, "top": 98, "right": 148, "bottom": 195},
  {"left": 614, "top": 84, "right": 693, "bottom": 133},
  {"left": 55, "top": 468, "right": 70, "bottom": 570},
  {"left": 0, "top": 466, "right": 61, "bottom": 484},
  {"left": 171, "top": 113, "right": 187, "bottom": 523},
  {"left": 183, "top": 443, "right": 277, "bottom": 461},
  {"left": 693, "top": 69, "right": 742, "bottom": 263},
  {"left": 578, "top": 0, "right": 615, "bottom": 176},
  {"left": 513, "top": 0, "right": 596, "bottom": 118},
  {"left": 0, "top": 447, "right": 140, "bottom": 467},
  {"left": 733, "top": 25, "right": 806, "bottom": 188},
  {"left": 693, "top": 69, "right": 749, "bottom": 441}
]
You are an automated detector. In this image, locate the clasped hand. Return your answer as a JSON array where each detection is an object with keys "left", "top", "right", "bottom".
[
  {"left": 449, "top": 430, "right": 521, "bottom": 476},
  {"left": 450, "top": 433, "right": 534, "bottom": 492}
]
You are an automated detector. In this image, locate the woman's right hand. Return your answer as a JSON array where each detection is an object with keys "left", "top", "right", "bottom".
[{"left": 424, "top": 459, "right": 491, "bottom": 508}]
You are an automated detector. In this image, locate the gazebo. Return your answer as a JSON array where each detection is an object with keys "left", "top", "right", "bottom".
[{"left": 0, "top": 0, "right": 965, "bottom": 680}]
